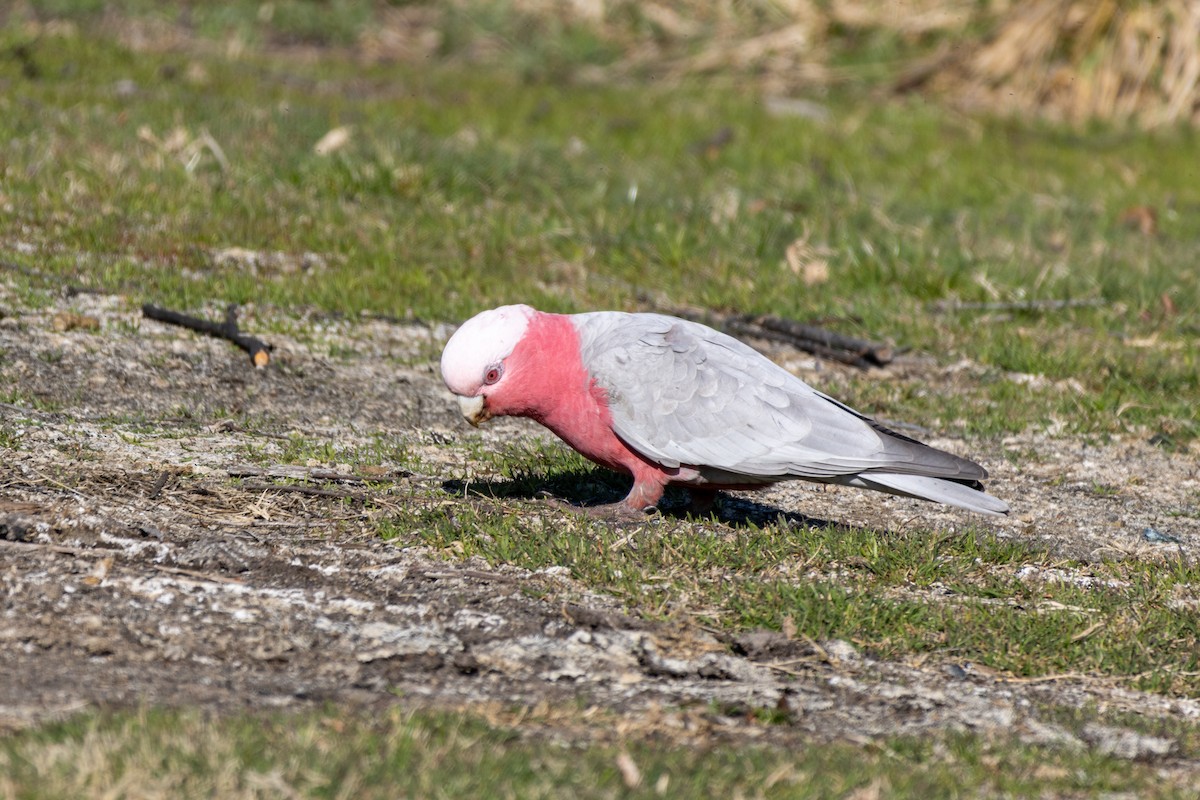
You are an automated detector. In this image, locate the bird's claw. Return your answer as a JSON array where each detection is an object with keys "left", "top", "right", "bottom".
[{"left": 583, "top": 501, "right": 658, "bottom": 524}]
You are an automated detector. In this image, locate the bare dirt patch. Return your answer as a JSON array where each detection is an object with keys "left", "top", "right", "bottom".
[{"left": 2, "top": 285, "right": 1199, "bottom": 766}]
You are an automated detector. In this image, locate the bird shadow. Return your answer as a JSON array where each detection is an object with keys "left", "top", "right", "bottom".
[{"left": 441, "top": 466, "right": 846, "bottom": 532}]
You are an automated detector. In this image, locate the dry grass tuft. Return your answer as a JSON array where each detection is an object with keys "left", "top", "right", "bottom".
[
  {"left": 916, "top": 0, "right": 1200, "bottom": 128},
  {"left": 418, "top": 0, "right": 1200, "bottom": 127}
]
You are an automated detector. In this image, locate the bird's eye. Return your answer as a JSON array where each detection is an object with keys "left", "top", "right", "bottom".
[{"left": 483, "top": 365, "right": 503, "bottom": 385}]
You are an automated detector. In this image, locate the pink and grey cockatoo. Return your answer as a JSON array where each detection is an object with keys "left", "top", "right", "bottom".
[{"left": 440, "top": 305, "right": 1009, "bottom": 517}]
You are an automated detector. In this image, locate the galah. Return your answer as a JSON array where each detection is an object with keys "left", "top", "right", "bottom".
[{"left": 440, "top": 305, "right": 1009, "bottom": 517}]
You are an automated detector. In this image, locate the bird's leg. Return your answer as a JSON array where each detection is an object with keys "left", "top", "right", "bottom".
[
  {"left": 622, "top": 478, "right": 665, "bottom": 514},
  {"left": 573, "top": 478, "right": 666, "bottom": 523},
  {"left": 580, "top": 502, "right": 656, "bottom": 523},
  {"left": 535, "top": 477, "right": 664, "bottom": 523}
]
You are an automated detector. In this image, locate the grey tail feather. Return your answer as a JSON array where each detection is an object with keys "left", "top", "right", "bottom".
[
  {"left": 816, "top": 392, "right": 990, "bottom": 482},
  {"left": 846, "top": 472, "right": 1010, "bottom": 516}
]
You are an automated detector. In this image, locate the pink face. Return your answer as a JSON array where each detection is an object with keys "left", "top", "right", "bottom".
[{"left": 440, "top": 305, "right": 536, "bottom": 422}]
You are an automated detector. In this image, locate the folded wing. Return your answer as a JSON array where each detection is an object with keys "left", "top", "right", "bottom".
[{"left": 573, "top": 312, "right": 989, "bottom": 485}]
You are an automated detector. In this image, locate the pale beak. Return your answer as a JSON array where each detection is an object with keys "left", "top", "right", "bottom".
[{"left": 456, "top": 394, "right": 490, "bottom": 427}]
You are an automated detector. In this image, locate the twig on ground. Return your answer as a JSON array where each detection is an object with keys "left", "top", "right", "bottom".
[
  {"left": 64, "top": 285, "right": 106, "bottom": 298},
  {"left": 147, "top": 471, "right": 170, "bottom": 500},
  {"left": 998, "top": 672, "right": 1090, "bottom": 685},
  {"left": 142, "top": 303, "right": 272, "bottom": 367},
  {"left": 929, "top": 298, "right": 1106, "bottom": 313},
  {"left": 225, "top": 464, "right": 411, "bottom": 484},
  {"left": 151, "top": 564, "right": 246, "bottom": 585},
  {"left": 727, "top": 314, "right": 893, "bottom": 369},
  {"left": 421, "top": 569, "right": 517, "bottom": 583},
  {"left": 668, "top": 306, "right": 893, "bottom": 369},
  {"left": 241, "top": 481, "right": 367, "bottom": 501},
  {"left": 762, "top": 662, "right": 807, "bottom": 678}
]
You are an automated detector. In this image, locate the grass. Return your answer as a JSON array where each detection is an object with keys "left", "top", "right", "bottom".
[
  {"left": 4, "top": 1, "right": 1200, "bottom": 795},
  {"left": 2, "top": 14, "right": 1197, "bottom": 441},
  {"left": 384, "top": 439, "right": 1200, "bottom": 696},
  {"left": 0, "top": 706, "right": 1194, "bottom": 799}
]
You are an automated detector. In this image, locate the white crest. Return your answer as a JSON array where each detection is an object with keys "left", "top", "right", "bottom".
[{"left": 440, "top": 304, "right": 535, "bottom": 395}]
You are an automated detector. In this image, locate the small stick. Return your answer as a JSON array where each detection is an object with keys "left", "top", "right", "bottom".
[
  {"left": 724, "top": 320, "right": 879, "bottom": 370},
  {"left": 142, "top": 303, "right": 272, "bottom": 367},
  {"left": 929, "top": 298, "right": 1106, "bottom": 313},
  {"left": 240, "top": 481, "right": 366, "bottom": 501},
  {"left": 151, "top": 564, "right": 246, "bottom": 585},
  {"left": 226, "top": 465, "right": 397, "bottom": 484},
  {"left": 729, "top": 315, "right": 893, "bottom": 368},
  {"left": 147, "top": 471, "right": 170, "bottom": 500},
  {"left": 654, "top": 304, "right": 893, "bottom": 370},
  {"left": 421, "top": 569, "right": 516, "bottom": 583}
]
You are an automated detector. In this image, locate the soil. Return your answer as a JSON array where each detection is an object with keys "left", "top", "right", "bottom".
[{"left": 2, "top": 286, "right": 1198, "bottom": 767}]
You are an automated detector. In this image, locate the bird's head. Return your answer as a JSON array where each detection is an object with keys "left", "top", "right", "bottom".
[{"left": 440, "top": 304, "right": 536, "bottom": 426}]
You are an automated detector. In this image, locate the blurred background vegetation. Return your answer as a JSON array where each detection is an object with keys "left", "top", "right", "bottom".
[
  {"left": 1, "top": 1, "right": 1197, "bottom": 442},
  {"left": 10, "top": 0, "right": 1198, "bottom": 126}
]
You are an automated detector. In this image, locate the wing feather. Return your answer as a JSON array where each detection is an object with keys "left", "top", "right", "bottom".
[{"left": 573, "top": 312, "right": 986, "bottom": 482}]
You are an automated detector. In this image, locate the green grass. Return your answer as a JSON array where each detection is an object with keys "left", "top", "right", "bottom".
[
  {"left": 385, "top": 440, "right": 1200, "bottom": 696},
  {"left": 2, "top": 13, "right": 1197, "bottom": 442},
  {"left": 0, "top": 706, "right": 1193, "bottom": 799},
  {"left": 5, "top": 3, "right": 1200, "bottom": 794}
]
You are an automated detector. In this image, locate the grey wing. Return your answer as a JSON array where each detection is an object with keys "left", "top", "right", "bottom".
[{"left": 573, "top": 312, "right": 985, "bottom": 482}]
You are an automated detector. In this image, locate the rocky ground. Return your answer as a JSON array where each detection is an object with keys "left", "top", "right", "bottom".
[{"left": 2, "top": 284, "right": 1198, "bottom": 769}]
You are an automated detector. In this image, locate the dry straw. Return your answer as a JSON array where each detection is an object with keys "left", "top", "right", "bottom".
[
  {"left": 916, "top": 0, "right": 1200, "bottom": 127},
  {"left": 500, "top": 0, "right": 1200, "bottom": 127}
]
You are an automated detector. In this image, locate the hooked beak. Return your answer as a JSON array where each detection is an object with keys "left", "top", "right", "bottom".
[{"left": 456, "top": 394, "right": 491, "bottom": 427}]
